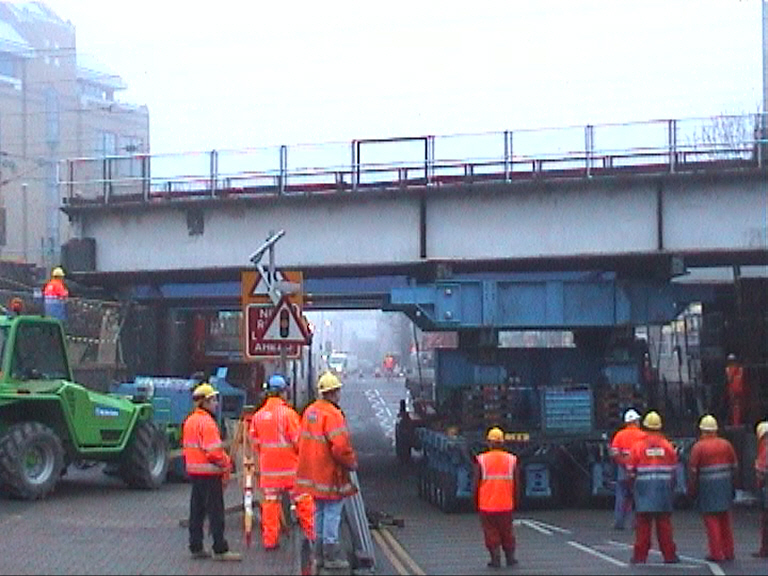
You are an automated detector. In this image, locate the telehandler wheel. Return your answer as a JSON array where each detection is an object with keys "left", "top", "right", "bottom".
[
  {"left": 0, "top": 421, "right": 65, "bottom": 500},
  {"left": 118, "top": 421, "right": 169, "bottom": 489}
]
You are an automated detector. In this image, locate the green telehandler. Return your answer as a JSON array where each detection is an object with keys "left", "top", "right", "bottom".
[{"left": 0, "top": 309, "right": 168, "bottom": 500}]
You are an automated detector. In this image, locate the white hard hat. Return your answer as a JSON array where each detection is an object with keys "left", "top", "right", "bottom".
[{"left": 624, "top": 408, "right": 641, "bottom": 423}]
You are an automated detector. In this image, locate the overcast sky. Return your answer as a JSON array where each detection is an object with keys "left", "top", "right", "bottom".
[{"left": 43, "top": 0, "right": 765, "bottom": 155}]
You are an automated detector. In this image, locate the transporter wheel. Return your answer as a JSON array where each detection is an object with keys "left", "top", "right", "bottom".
[
  {"left": 119, "top": 420, "right": 169, "bottom": 489},
  {"left": 0, "top": 421, "right": 65, "bottom": 500}
]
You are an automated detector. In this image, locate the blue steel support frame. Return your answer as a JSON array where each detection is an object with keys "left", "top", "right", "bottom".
[{"left": 384, "top": 271, "right": 714, "bottom": 331}]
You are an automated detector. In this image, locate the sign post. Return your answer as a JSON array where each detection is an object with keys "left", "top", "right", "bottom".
[{"left": 243, "top": 231, "right": 309, "bottom": 379}]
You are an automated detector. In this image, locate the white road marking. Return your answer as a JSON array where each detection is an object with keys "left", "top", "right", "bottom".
[
  {"left": 606, "top": 540, "right": 719, "bottom": 574},
  {"left": 524, "top": 518, "right": 571, "bottom": 534},
  {"left": 518, "top": 519, "right": 552, "bottom": 535},
  {"left": 568, "top": 540, "right": 628, "bottom": 568},
  {"left": 364, "top": 387, "right": 396, "bottom": 446}
]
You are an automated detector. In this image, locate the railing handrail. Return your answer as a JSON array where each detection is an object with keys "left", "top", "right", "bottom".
[{"left": 60, "top": 113, "right": 767, "bottom": 204}]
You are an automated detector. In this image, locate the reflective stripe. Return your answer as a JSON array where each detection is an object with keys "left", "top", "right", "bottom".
[
  {"left": 187, "top": 462, "right": 226, "bottom": 474},
  {"left": 261, "top": 469, "right": 297, "bottom": 477},
  {"left": 327, "top": 425, "right": 348, "bottom": 439},
  {"left": 260, "top": 440, "right": 295, "bottom": 449},
  {"left": 301, "top": 430, "right": 326, "bottom": 441}
]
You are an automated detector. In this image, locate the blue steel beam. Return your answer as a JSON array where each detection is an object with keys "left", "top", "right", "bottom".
[{"left": 384, "top": 271, "right": 715, "bottom": 330}]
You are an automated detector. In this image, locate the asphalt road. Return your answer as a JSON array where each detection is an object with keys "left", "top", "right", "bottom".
[
  {"left": 345, "top": 375, "right": 768, "bottom": 576},
  {"left": 0, "top": 374, "right": 764, "bottom": 575}
]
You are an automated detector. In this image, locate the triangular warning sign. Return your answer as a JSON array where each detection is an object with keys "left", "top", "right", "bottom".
[
  {"left": 250, "top": 269, "right": 286, "bottom": 297},
  {"left": 261, "top": 297, "right": 310, "bottom": 344}
]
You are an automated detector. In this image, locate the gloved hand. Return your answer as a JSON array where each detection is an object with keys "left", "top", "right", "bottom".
[{"left": 222, "top": 468, "right": 231, "bottom": 489}]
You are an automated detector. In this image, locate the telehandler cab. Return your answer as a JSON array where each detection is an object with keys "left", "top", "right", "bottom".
[{"left": 0, "top": 307, "right": 168, "bottom": 500}]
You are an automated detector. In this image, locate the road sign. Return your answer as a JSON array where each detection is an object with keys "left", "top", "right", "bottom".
[
  {"left": 261, "top": 297, "right": 310, "bottom": 344},
  {"left": 241, "top": 270, "right": 303, "bottom": 306},
  {"left": 242, "top": 269, "right": 305, "bottom": 359},
  {"left": 244, "top": 304, "right": 301, "bottom": 359}
]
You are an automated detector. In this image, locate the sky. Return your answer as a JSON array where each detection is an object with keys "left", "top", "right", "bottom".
[{"left": 41, "top": 0, "right": 766, "bottom": 156}]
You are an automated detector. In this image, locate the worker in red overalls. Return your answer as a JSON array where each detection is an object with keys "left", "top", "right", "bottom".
[
  {"left": 627, "top": 411, "right": 679, "bottom": 564},
  {"left": 753, "top": 421, "right": 768, "bottom": 558},
  {"left": 610, "top": 408, "right": 646, "bottom": 530},
  {"left": 725, "top": 354, "right": 746, "bottom": 426},
  {"left": 687, "top": 414, "right": 738, "bottom": 562},
  {"left": 43, "top": 266, "right": 69, "bottom": 322},
  {"left": 474, "top": 426, "right": 520, "bottom": 569},
  {"left": 249, "top": 374, "right": 314, "bottom": 551}
]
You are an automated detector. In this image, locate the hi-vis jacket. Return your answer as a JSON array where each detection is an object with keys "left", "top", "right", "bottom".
[
  {"left": 476, "top": 449, "right": 518, "bottom": 512},
  {"left": 687, "top": 435, "right": 738, "bottom": 513},
  {"left": 296, "top": 398, "right": 357, "bottom": 500},
  {"left": 611, "top": 424, "right": 647, "bottom": 482},
  {"left": 249, "top": 396, "right": 301, "bottom": 489},
  {"left": 627, "top": 431, "right": 678, "bottom": 513},
  {"left": 756, "top": 435, "right": 768, "bottom": 509},
  {"left": 182, "top": 407, "right": 231, "bottom": 476},
  {"left": 43, "top": 278, "right": 68, "bottom": 299}
]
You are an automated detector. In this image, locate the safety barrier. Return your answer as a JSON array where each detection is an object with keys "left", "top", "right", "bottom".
[{"left": 60, "top": 113, "right": 767, "bottom": 206}]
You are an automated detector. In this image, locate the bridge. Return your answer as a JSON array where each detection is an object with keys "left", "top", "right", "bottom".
[{"left": 60, "top": 113, "right": 767, "bottom": 310}]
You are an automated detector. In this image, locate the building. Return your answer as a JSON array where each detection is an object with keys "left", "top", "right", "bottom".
[{"left": 0, "top": 1, "right": 148, "bottom": 271}]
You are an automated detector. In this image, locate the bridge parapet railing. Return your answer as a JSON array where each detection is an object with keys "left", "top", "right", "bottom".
[{"left": 60, "top": 113, "right": 767, "bottom": 206}]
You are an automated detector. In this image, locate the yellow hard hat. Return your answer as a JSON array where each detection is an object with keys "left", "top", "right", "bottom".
[
  {"left": 487, "top": 427, "right": 505, "bottom": 442},
  {"left": 317, "top": 371, "right": 342, "bottom": 394},
  {"left": 643, "top": 411, "right": 663, "bottom": 430},
  {"left": 192, "top": 382, "right": 219, "bottom": 401},
  {"left": 756, "top": 421, "right": 768, "bottom": 440},
  {"left": 51, "top": 267, "right": 65, "bottom": 278},
  {"left": 699, "top": 414, "right": 718, "bottom": 432}
]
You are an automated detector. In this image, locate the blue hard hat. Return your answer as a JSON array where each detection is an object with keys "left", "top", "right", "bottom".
[{"left": 268, "top": 374, "right": 287, "bottom": 390}]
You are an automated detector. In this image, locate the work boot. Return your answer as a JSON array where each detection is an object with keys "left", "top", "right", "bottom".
[
  {"left": 487, "top": 548, "right": 501, "bottom": 568},
  {"left": 504, "top": 548, "right": 517, "bottom": 566},
  {"left": 190, "top": 549, "right": 211, "bottom": 560},
  {"left": 212, "top": 550, "right": 242, "bottom": 561},
  {"left": 323, "top": 542, "right": 350, "bottom": 570}
]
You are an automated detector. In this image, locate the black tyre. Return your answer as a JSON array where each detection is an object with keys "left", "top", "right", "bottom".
[
  {"left": 0, "top": 421, "right": 65, "bottom": 500},
  {"left": 118, "top": 420, "right": 168, "bottom": 489}
]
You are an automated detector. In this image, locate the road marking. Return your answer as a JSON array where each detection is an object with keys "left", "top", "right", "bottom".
[
  {"left": 364, "top": 387, "right": 396, "bottom": 446},
  {"left": 524, "top": 518, "right": 571, "bottom": 534},
  {"left": 606, "top": 541, "right": 716, "bottom": 573},
  {"left": 568, "top": 540, "right": 628, "bottom": 567},
  {"left": 518, "top": 519, "right": 552, "bottom": 535},
  {"left": 702, "top": 560, "right": 725, "bottom": 576},
  {"left": 378, "top": 526, "right": 426, "bottom": 575},
  {"left": 372, "top": 529, "right": 409, "bottom": 575}
]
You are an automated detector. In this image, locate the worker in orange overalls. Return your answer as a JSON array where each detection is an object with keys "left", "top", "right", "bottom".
[
  {"left": 249, "top": 374, "right": 314, "bottom": 551},
  {"left": 182, "top": 383, "right": 241, "bottom": 561},
  {"left": 474, "top": 426, "right": 520, "bottom": 569},
  {"left": 610, "top": 408, "right": 646, "bottom": 531},
  {"left": 687, "top": 414, "right": 738, "bottom": 562},
  {"left": 725, "top": 353, "right": 746, "bottom": 426},
  {"left": 753, "top": 421, "right": 768, "bottom": 558},
  {"left": 43, "top": 266, "right": 69, "bottom": 322},
  {"left": 627, "top": 411, "right": 679, "bottom": 564},
  {"left": 296, "top": 371, "right": 358, "bottom": 570}
]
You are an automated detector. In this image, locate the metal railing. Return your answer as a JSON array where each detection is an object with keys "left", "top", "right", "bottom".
[{"left": 60, "top": 113, "right": 767, "bottom": 206}]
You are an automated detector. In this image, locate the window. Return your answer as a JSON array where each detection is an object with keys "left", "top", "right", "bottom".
[
  {"left": 12, "top": 322, "right": 68, "bottom": 380},
  {"left": 45, "top": 87, "right": 60, "bottom": 147}
]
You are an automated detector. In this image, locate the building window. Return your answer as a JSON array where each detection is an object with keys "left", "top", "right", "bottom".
[{"left": 45, "top": 87, "right": 59, "bottom": 147}]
